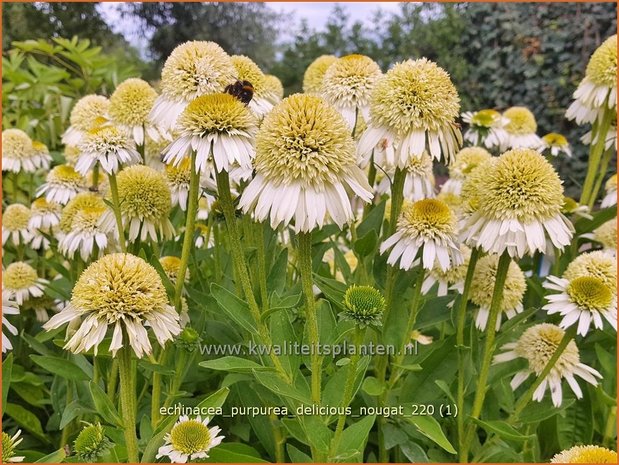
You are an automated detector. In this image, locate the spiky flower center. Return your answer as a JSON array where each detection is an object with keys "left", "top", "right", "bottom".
[
  {"left": 515, "top": 324, "right": 579, "bottom": 374},
  {"left": 71, "top": 253, "right": 169, "bottom": 319},
  {"left": 567, "top": 276, "right": 613, "bottom": 311},
  {"left": 564, "top": 251, "right": 617, "bottom": 292},
  {"left": 469, "top": 254, "right": 526, "bottom": 310},
  {"left": 398, "top": 199, "right": 456, "bottom": 238},
  {"left": 60, "top": 193, "right": 106, "bottom": 233},
  {"left": 160, "top": 41, "right": 236, "bottom": 100},
  {"left": 160, "top": 256, "right": 189, "bottom": 282},
  {"left": 70, "top": 95, "right": 110, "bottom": 131},
  {"left": 170, "top": 419, "right": 212, "bottom": 455},
  {"left": 72, "top": 206, "right": 106, "bottom": 232},
  {"left": 48, "top": 164, "right": 85, "bottom": 185},
  {"left": 264, "top": 74, "right": 284, "bottom": 101},
  {"left": 2, "top": 129, "right": 33, "bottom": 159},
  {"left": 303, "top": 55, "right": 338, "bottom": 94},
  {"left": 470, "top": 109, "right": 501, "bottom": 127},
  {"left": 31, "top": 197, "right": 60, "bottom": 214},
  {"left": 322, "top": 54, "right": 382, "bottom": 107},
  {"left": 504, "top": 106, "right": 537, "bottom": 135},
  {"left": 586, "top": 35, "right": 617, "bottom": 87},
  {"left": 231, "top": 55, "right": 267, "bottom": 97},
  {"left": 474, "top": 149, "right": 564, "bottom": 222},
  {"left": 32, "top": 141, "right": 48, "bottom": 154},
  {"left": 3, "top": 204, "right": 31, "bottom": 230},
  {"left": 178, "top": 93, "right": 256, "bottom": 135},
  {"left": 74, "top": 423, "right": 110, "bottom": 460},
  {"left": 166, "top": 157, "right": 191, "bottom": 185},
  {"left": 552, "top": 445, "right": 618, "bottom": 464},
  {"left": 343, "top": 285, "right": 385, "bottom": 319},
  {"left": 115, "top": 165, "right": 171, "bottom": 220},
  {"left": 450, "top": 147, "right": 492, "bottom": 179},
  {"left": 594, "top": 219, "right": 617, "bottom": 250},
  {"left": 64, "top": 145, "right": 81, "bottom": 164},
  {"left": 543, "top": 132, "right": 568, "bottom": 147},
  {"left": 370, "top": 58, "right": 460, "bottom": 134},
  {"left": 110, "top": 78, "right": 158, "bottom": 126},
  {"left": 405, "top": 152, "right": 433, "bottom": 176},
  {"left": 4, "top": 262, "right": 38, "bottom": 289},
  {"left": 81, "top": 126, "right": 133, "bottom": 155},
  {"left": 254, "top": 94, "right": 356, "bottom": 185},
  {"left": 2, "top": 432, "right": 15, "bottom": 462}
]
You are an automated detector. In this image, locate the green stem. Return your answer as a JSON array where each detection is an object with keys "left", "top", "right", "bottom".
[
  {"left": 456, "top": 248, "right": 480, "bottom": 463},
  {"left": 255, "top": 222, "right": 269, "bottom": 311},
  {"left": 589, "top": 148, "right": 614, "bottom": 209},
  {"left": 118, "top": 346, "right": 139, "bottom": 462},
  {"left": 107, "top": 358, "right": 119, "bottom": 402},
  {"left": 580, "top": 107, "right": 612, "bottom": 207},
  {"left": 270, "top": 413, "right": 286, "bottom": 463},
  {"left": 174, "top": 151, "right": 199, "bottom": 313},
  {"left": 108, "top": 172, "right": 127, "bottom": 253},
  {"left": 92, "top": 165, "right": 100, "bottom": 191},
  {"left": 151, "top": 348, "right": 168, "bottom": 428},
  {"left": 298, "top": 231, "right": 322, "bottom": 405}
]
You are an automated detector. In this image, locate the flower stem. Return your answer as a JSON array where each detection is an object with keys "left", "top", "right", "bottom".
[
  {"left": 92, "top": 165, "right": 100, "bottom": 191},
  {"left": 174, "top": 151, "right": 199, "bottom": 313},
  {"left": 118, "top": 346, "right": 139, "bottom": 462},
  {"left": 589, "top": 147, "right": 614, "bottom": 210},
  {"left": 456, "top": 248, "right": 480, "bottom": 463},
  {"left": 255, "top": 222, "right": 269, "bottom": 311},
  {"left": 107, "top": 172, "right": 127, "bottom": 253},
  {"left": 297, "top": 231, "right": 322, "bottom": 405},
  {"left": 580, "top": 107, "right": 612, "bottom": 208},
  {"left": 461, "top": 250, "right": 511, "bottom": 462},
  {"left": 107, "top": 358, "right": 119, "bottom": 402}
]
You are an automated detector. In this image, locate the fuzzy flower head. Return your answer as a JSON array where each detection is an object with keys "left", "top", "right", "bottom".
[
  {"left": 160, "top": 256, "right": 190, "bottom": 283},
  {"left": 494, "top": 323, "right": 602, "bottom": 407},
  {"left": 303, "top": 55, "right": 338, "bottom": 94},
  {"left": 59, "top": 192, "right": 106, "bottom": 234},
  {"left": 76, "top": 125, "right": 141, "bottom": 175},
  {"left": 461, "top": 109, "right": 509, "bottom": 148},
  {"left": 551, "top": 445, "right": 617, "bottom": 464},
  {"left": 341, "top": 285, "right": 386, "bottom": 328},
  {"left": 264, "top": 74, "right": 284, "bottom": 104},
  {"left": 59, "top": 203, "right": 108, "bottom": 261},
  {"left": 376, "top": 152, "right": 435, "bottom": 201},
  {"left": 151, "top": 41, "right": 237, "bottom": 131},
  {"left": 63, "top": 95, "right": 110, "bottom": 145},
  {"left": 231, "top": 55, "right": 273, "bottom": 117},
  {"left": 31, "top": 141, "right": 52, "bottom": 170},
  {"left": 470, "top": 254, "right": 526, "bottom": 331},
  {"left": 541, "top": 133, "right": 572, "bottom": 157},
  {"left": 36, "top": 164, "right": 87, "bottom": 205},
  {"left": 73, "top": 422, "right": 112, "bottom": 462},
  {"left": 1, "top": 430, "right": 25, "bottom": 463},
  {"left": 422, "top": 244, "right": 471, "bottom": 296},
  {"left": 239, "top": 94, "right": 372, "bottom": 232},
  {"left": 461, "top": 148, "right": 573, "bottom": 257},
  {"left": 381, "top": 199, "right": 462, "bottom": 271},
  {"left": 2, "top": 204, "right": 33, "bottom": 247},
  {"left": 588, "top": 219, "right": 617, "bottom": 254},
  {"left": 43, "top": 253, "right": 181, "bottom": 358},
  {"left": 601, "top": 173, "right": 617, "bottom": 208},
  {"left": 2, "top": 128, "right": 39, "bottom": 173},
  {"left": 157, "top": 415, "right": 224, "bottom": 463},
  {"left": 564, "top": 250, "right": 617, "bottom": 291},
  {"left": 502, "top": 106, "right": 542, "bottom": 150},
  {"left": 441, "top": 147, "right": 492, "bottom": 195},
  {"left": 109, "top": 78, "right": 161, "bottom": 145},
  {"left": 321, "top": 54, "right": 382, "bottom": 129},
  {"left": 3, "top": 262, "right": 47, "bottom": 305},
  {"left": 165, "top": 157, "right": 192, "bottom": 210}
]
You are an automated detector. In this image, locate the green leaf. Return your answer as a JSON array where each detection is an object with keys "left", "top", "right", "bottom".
[
  {"left": 203, "top": 443, "right": 269, "bottom": 462},
  {"left": 519, "top": 397, "right": 575, "bottom": 423},
  {"left": 287, "top": 444, "right": 312, "bottom": 462},
  {"left": 35, "top": 449, "right": 66, "bottom": 463},
  {"left": 334, "top": 415, "right": 376, "bottom": 460},
  {"left": 30, "top": 355, "right": 90, "bottom": 381},
  {"left": 5, "top": 402, "right": 50, "bottom": 443},
  {"left": 2, "top": 353, "right": 13, "bottom": 414},
  {"left": 253, "top": 371, "right": 312, "bottom": 405},
  {"left": 210, "top": 283, "right": 257, "bottom": 333},
  {"left": 409, "top": 415, "right": 456, "bottom": 454},
  {"left": 60, "top": 400, "right": 94, "bottom": 429},
  {"left": 357, "top": 198, "right": 385, "bottom": 238},
  {"left": 353, "top": 230, "right": 378, "bottom": 257},
  {"left": 199, "top": 357, "right": 272, "bottom": 373},
  {"left": 470, "top": 418, "right": 533, "bottom": 442},
  {"left": 361, "top": 376, "right": 385, "bottom": 396},
  {"left": 89, "top": 381, "right": 124, "bottom": 427},
  {"left": 138, "top": 360, "right": 175, "bottom": 376}
]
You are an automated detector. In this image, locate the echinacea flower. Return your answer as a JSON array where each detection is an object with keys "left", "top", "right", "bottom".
[
  {"left": 461, "top": 148, "right": 573, "bottom": 258},
  {"left": 264, "top": 74, "right": 284, "bottom": 104},
  {"left": 59, "top": 192, "right": 106, "bottom": 234},
  {"left": 1, "top": 430, "right": 25, "bottom": 463},
  {"left": 21, "top": 295, "right": 60, "bottom": 323},
  {"left": 561, "top": 196, "right": 592, "bottom": 220},
  {"left": 163, "top": 93, "right": 257, "bottom": 174},
  {"left": 440, "top": 147, "right": 492, "bottom": 195},
  {"left": 31, "top": 141, "right": 52, "bottom": 170},
  {"left": 76, "top": 125, "right": 141, "bottom": 176},
  {"left": 109, "top": 78, "right": 162, "bottom": 145},
  {"left": 43, "top": 253, "right": 181, "bottom": 358},
  {"left": 358, "top": 58, "right": 462, "bottom": 167},
  {"left": 150, "top": 41, "right": 237, "bottom": 131},
  {"left": 2, "top": 262, "right": 48, "bottom": 305},
  {"left": 321, "top": 54, "right": 382, "bottom": 129},
  {"left": 59, "top": 204, "right": 108, "bottom": 261},
  {"left": 231, "top": 55, "right": 274, "bottom": 117},
  {"left": 29, "top": 198, "right": 61, "bottom": 232},
  {"left": 551, "top": 445, "right": 617, "bottom": 463},
  {"left": 63, "top": 145, "right": 81, "bottom": 165},
  {"left": 376, "top": 152, "right": 435, "bottom": 201},
  {"left": 73, "top": 422, "right": 112, "bottom": 462},
  {"left": 303, "top": 55, "right": 338, "bottom": 94},
  {"left": 2, "top": 291, "right": 19, "bottom": 353},
  {"left": 581, "top": 121, "right": 617, "bottom": 151},
  {"left": 540, "top": 133, "right": 572, "bottom": 157},
  {"left": 100, "top": 165, "right": 174, "bottom": 242},
  {"left": 36, "top": 164, "right": 87, "bottom": 205},
  {"left": 461, "top": 109, "right": 509, "bottom": 149},
  {"left": 470, "top": 254, "right": 526, "bottom": 330},
  {"left": 2, "top": 204, "right": 33, "bottom": 247},
  {"left": 160, "top": 256, "right": 190, "bottom": 283},
  {"left": 493, "top": 323, "right": 602, "bottom": 407},
  {"left": 564, "top": 250, "right": 617, "bottom": 291},
  {"left": 165, "top": 158, "right": 192, "bottom": 210},
  {"left": 341, "top": 285, "right": 386, "bottom": 328},
  {"left": 381, "top": 198, "right": 462, "bottom": 271},
  {"left": 2, "top": 128, "right": 36, "bottom": 173},
  {"left": 566, "top": 35, "right": 617, "bottom": 124},
  {"left": 156, "top": 415, "right": 224, "bottom": 463},
  {"left": 239, "top": 94, "right": 373, "bottom": 232},
  {"left": 421, "top": 244, "right": 471, "bottom": 296},
  {"left": 601, "top": 173, "right": 617, "bottom": 208},
  {"left": 502, "top": 106, "right": 542, "bottom": 150},
  {"left": 62, "top": 95, "right": 110, "bottom": 145},
  {"left": 584, "top": 218, "right": 617, "bottom": 255}
]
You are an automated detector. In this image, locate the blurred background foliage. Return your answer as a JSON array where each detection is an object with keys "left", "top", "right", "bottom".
[{"left": 2, "top": 1, "right": 616, "bottom": 193}]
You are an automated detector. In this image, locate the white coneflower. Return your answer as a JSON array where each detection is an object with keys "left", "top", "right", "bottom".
[
  {"left": 581, "top": 121, "right": 617, "bottom": 151},
  {"left": 561, "top": 196, "right": 592, "bottom": 220},
  {"left": 2, "top": 204, "right": 33, "bottom": 247},
  {"left": 109, "top": 78, "right": 162, "bottom": 145},
  {"left": 566, "top": 35, "right": 617, "bottom": 124},
  {"left": 264, "top": 74, "right": 284, "bottom": 104},
  {"left": 2, "top": 128, "right": 35, "bottom": 173},
  {"left": 2, "top": 262, "right": 48, "bottom": 305},
  {"left": 163, "top": 93, "right": 257, "bottom": 174},
  {"left": 36, "top": 164, "right": 87, "bottom": 205},
  {"left": 358, "top": 58, "right": 462, "bottom": 167},
  {"left": 194, "top": 224, "right": 214, "bottom": 249},
  {"left": 551, "top": 445, "right": 618, "bottom": 463},
  {"left": 231, "top": 55, "right": 273, "bottom": 117},
  {"left": 377, "top": 152, "right": 435, "bottom": 201},
  {"left": 63, "top": 145, "right": 81, "bottom": 165},
  {"left": 441, "top": 147, "right": 492, "bottom": 195},
  {"left": 100, "top": 165, "right": 174, "bottom": 242},
  {"left": 1, "top": 430, "right": 25, "bottom": 463},
  {"left": 320, "top": 54, "right": 382, "bottom": 129},
  {"left": 303, "top": 55, "right": 338, "bottom": 94},
  {"left": 469, "top": 254, "right": 526, "bottom": 330},
  {"left": 156, "top": 415, "right": 224, "bottom": 463},
  {"left": 239, "top": 94, "right": 372, "bottom": 232},
  {"left": 59, "top": 204, "right": 109, "bottom": 261},
  {"left": 43, "top": 253, "right": 181, "bottom": 358},
  {"left": 197, "top": 195, "right": 216, "bottom": 221},
  {"left": 21, "top": 295, "right": 61, "bottom": 323},
  {"left": 493, "top": 323, "right": 602, "bottom": 407},
  {"left": 461, "top": 148, "right": 573, "bottom": 258},
  {"left": 461, "top": 108, "right": 509, "bottom": 149},
  {"left": 601, "top": 173, "right": 617, "bottom": 208},
  {"left": 76, "top": 125, "right": 141, "bottom": 176},
  {"left": 502, "top": 106, "right": 543, "bottom": 150},
  {"left": 62, "top": 95, "right": 110, "bottom": 145},
  {"left": 31, "top": 141, "right": 52, "bottom": 170},
  {"left": 421, "top": 244, "right": 471, "bottom": 296},
  {"left": 2, "top": 291, "right": 19, "bottom": 353},
  {"left": 381, "top": 198, "right": 462, "bottom": 271},
  {"left": 29, "top": 198, "right": 61, "bottom": 232},
  {"left": 58, "top": 192, "right": 106, "bottom": 234},
  {"left": 150, "top": 41, "right": 237, "bottom": 131},
  {"left": 584, "top": 218, "right": 617, "bottom": 255},
  {"left": 160, "top": 256, "right": 190, "bottom": 283},
  {"left": 165, "top": 158, "right": 192, "bottom": 210},
  {"left": 564, "top": 250, "right": 617, "bottom": 291},
  {"left": 540, "top": 133, "right": 572, "bottom": 157}
]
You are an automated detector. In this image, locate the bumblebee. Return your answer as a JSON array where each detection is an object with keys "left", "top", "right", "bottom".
[{"left": 225, "top": 80, "right": 254, "bottom": 105}]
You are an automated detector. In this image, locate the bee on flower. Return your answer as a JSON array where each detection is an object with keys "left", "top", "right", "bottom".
[
  {"left": 230, "top": 55, "right": 274, "bottom": 117},
  {"left": 303, "top": 55, "right": 338, "bottom": 95},
  {"left": 62, "top": 95, "right": 110, "bottom": 146}
]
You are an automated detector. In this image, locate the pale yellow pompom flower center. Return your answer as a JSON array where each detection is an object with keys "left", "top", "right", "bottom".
[
  {"left": 3, "top": 261, "right": 38, "bottom": 290},
  {"left": 177, "top": 93, "right": 256, "bottom": 135},
  {"left": 64, "top": 145, "right": 81, "bottom": 164},
  {"left": 160, "top": 256, "right": 189, "bottom": 282},
  {"left": 514, "top": 324, "right": 579, "bottom": 375},
  {"left": 593, "top": 219, "right": 617, "bottom": 250},
  {"left": 321, "top": 54, "right": 382, "bottom": 105},
  {"left": 115, "top": 165, "right": 171, "bottom": 221},
  {"left": 449, "top": 147, "right": 492, "bottom": 179},
  {"left": 70, "top": 95, "right": 110, "bottom": 131},
  {"left": 430, "top": 246, "right": 471, "bottom": 283},
  {"left": 4, "top": 204, "right": 31, "bottom": 230},
  {"left": 60, "top": 192, "right": 107, "bottom": 233},
  {"left": 72, "top": 206, "right": 106, "bottom": 231},
  {"left": 303, "top": 55, "right": 338, "bottom": 94},
  {"left": 2, "top": 128, "right": 34, "bottom": 159},
  {"left": 109, "top": 78, "right": 158, "bottom": 126},
  {"left": 32, "top": 197, "right": 60, "bottom": 214},
  {"left": 469, "top": 254, "right": 526, "bottom": 310},
  {"left": 585, "top": 35, "right": 617, "bottom": 87},
  {"left": 405, "top": 152, "right": 433, "bottom": 176},
  {"left": 552, "top": 445, "right": 618, "bottom": 464},
  {"left": 169, "top": 419, "right": 212, "bottom": 454},
  {"left": 264, "top": 74, "right": 284, "bottom": 100},
  {"left": 48, "top": 164, "right": 85, "bottom": 184},
  {"left": 567, "top": 276, "right": 613, "bottom": 311},
  {"left": 165, "top": 157, "right": 191, "bottom": 185},
  {"left": 231, "top": 55, "right": 267, "bottom": 97},
  {"left": 504, "top": 106, "right": 537, "bottom": 135},
  {"left": 398, "top": 199, "right": 457, "bottom": 238},
  {"left": 471, "top": 109, "right": 501, "bottom": 127},
  {"left": 82, "top": 126, "right": 133, "bottom": 153},
  {"left": 543, "top": 132, "right": 568, "bottom": 147},
  {"left": 563, "top": 251, "right": 617, "bottom": 292}
]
